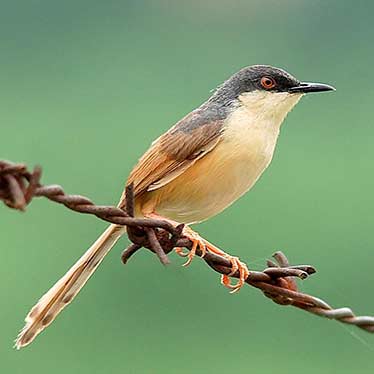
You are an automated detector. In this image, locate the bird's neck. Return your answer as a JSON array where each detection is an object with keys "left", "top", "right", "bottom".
[
  {"left": 236, "top": 91, "right": 303, "bottom": 131},
  {"left": 222, "top": 91, "right": 302, "bottom": 150}
]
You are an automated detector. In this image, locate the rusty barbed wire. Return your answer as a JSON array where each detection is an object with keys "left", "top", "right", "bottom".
[{"left": 1, "top": 159, "right": 374, "bottom": 333}]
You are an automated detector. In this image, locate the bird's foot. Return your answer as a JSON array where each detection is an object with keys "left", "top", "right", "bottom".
[
  {"left": 177, "top": 226, "right": 249, "bottom": 293},
  {"left": 203, "top": 240, "right": 249, "bottom": 293},
  {"left": 220, "top": 258, "right": 249, "bottom": 294},
  {"left": 144, "top": 213, "right": 249, "bottom": 293},
  {"left": 175, "top": 225, "right": 207, "bottom": 266}
]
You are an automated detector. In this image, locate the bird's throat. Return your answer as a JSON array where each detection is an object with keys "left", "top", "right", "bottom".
[{"left": 237, "top": 90, "right": 302, "bottom": 130}]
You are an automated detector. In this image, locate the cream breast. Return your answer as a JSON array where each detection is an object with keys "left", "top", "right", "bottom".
[{"left": 142, "top": 91, "right": 302, "bottom": 224}]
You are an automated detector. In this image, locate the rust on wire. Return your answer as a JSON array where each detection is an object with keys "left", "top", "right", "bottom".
[{"left": 1, "top": 159, "right": 374, "bottom": 333}]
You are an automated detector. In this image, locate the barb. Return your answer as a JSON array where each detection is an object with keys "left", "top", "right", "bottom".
[{"left": 1, "top": 159, "right": 374, "bottom": 333}]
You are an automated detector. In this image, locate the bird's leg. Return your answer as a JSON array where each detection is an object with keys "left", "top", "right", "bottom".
[
  {"left": 143, "top": 213, "right": 206, "bottom": 263},
  {"left": 177, "top": 225, "right": 207, "bottom": 266},
  {"left": 145, "top": 212, "right": 249, "bottom": 293},
  {"left": 199, "top": 235, "right": 250, "bottom": 293}
]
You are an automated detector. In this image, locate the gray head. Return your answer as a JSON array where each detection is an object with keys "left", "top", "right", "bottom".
[{"left": 210, "top": 65, "right": 335, "bottom": 106}]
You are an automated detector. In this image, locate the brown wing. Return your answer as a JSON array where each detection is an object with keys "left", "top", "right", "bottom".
[{"left": 118, "top": 107, "right": 225, "bottom": 207}]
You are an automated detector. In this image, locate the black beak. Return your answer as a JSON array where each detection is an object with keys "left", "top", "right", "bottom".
[{"left": 288, "top": 82, "right": 336, "bottom": 94}]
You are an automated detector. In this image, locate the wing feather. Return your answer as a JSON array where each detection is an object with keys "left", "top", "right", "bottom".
[{"left": 118, "top": 106, "right": 225, "bottom": 207}]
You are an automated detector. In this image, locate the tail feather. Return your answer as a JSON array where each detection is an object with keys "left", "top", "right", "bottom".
[{"left": 15, "top": 224, "right": 126, "bottom": 349}]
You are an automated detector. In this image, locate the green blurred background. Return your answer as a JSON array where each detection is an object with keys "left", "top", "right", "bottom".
[{"left": 1, "top": 0, "right": 374, "bottom": 373}]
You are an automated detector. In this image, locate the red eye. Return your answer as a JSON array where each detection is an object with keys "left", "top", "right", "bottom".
[{"left": 261, "top": 76, "right": 276, "bottom": 89}]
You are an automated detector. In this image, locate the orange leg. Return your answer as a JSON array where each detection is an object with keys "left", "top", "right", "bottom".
[{"left": 145, "top": 213, "right": 249, "bottom": 293}]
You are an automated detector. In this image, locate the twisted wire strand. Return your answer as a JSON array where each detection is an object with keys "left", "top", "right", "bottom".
[{"left": 1, "top": 159, "right": 374, "bottom": 333}]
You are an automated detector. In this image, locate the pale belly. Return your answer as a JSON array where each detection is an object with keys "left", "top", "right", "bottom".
[{"left": 138, "top": 131, "right": 278, "bottom": 224}]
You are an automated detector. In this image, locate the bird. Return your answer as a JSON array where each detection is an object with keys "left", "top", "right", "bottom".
[{"left": 15, "top": 65, "right": 335, "bottom": 349}]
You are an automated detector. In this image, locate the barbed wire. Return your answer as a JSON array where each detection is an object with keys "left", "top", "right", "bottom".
[{"left": 1, "top": 159, "right": 374, "bottom": 333}]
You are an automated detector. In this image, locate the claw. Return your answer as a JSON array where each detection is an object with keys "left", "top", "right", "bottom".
[
  {"left": 219, "top": 256, "right": 249, "bottom": 293},
  {"left": 144, "top": 213, "right": 249, "bottom": 293},
  {"left": 180, "top": 230, "right": 207, "bottom": 266},
  {"left": 220, "top": 257, "right": 250, "bottom": 293},
  {"left": 227, "top": 256, "right": 239, "bottom": 276},
  {"left": 180, "top": 227, "right": 249, "bottom": 292},
  {"left": 175, "top": 247, "right": 189, "bottom": 257},
  {"left": 175, "top": 226, "right": 206, "bottom": 267},
  {"left": 183, "top": 240, "right": 198, "bottom": 267},
  {"left": 199, "top": 240, "right": 207, "bottom": 258}
]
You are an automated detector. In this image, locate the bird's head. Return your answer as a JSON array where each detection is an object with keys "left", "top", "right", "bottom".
[{"left": 212, "top": 65, "right": 335, "bottom": 123}]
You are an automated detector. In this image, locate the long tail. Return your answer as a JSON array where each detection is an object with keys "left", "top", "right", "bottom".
[{"left": 15, "top": 224, "right": 126, "bottom": 349}]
